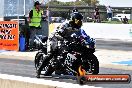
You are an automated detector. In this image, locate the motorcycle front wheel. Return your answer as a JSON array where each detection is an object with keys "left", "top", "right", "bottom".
[{"left": 82, "top": 53, "right": 99, "bottom": 74}]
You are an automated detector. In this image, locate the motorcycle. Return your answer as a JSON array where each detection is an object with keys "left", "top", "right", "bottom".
[{"left": 34, "top": 33, "right": 99, "bottom": 77}]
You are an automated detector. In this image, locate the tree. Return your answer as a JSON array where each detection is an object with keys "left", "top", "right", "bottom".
[
  {"left": 81, "top": 0, "right": 99, "bottom": 6},
  {"left": 47, "top": 0, "right": 99, "bottom": 6},
  {"left": 74, "top": 1, "right": 86, "bottom": 6},
  {"left": 91, "top": 0, "right": 99, "bottom": 6}
]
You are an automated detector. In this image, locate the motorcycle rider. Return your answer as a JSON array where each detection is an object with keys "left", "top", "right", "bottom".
[{"left": 36, "top": 11, "right": 90, "bottom": 77}]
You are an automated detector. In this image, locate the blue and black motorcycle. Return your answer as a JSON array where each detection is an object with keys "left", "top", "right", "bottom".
[{"left": 34, "top": 30, "right": 99, "bottom": 77}]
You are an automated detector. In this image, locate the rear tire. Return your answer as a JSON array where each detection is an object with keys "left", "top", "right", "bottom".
[
  {"left": 44, "top": 65, "right": 54, "bottom": 76},
  {"left": 34, "top": 52, "right": 44, "bottom": 70}
]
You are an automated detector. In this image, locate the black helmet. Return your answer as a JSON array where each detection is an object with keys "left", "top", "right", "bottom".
[
  {"left": 71, "top": 13, "right": 83, "bottom": 21},
  {"left": 34, "top": 1, "right": 41, "bottom": 6},
  {"left": 71, "top": 13, "right": 83, "bottom": 29},
  {"left": 72, "top": 8, "right": 78, "bottom": 13}
]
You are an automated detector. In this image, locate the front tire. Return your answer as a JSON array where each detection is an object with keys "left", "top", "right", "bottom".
[
  {"left": 77, "top": 76, "right": 87, "bottom": 85},
  {"left": 83, "top": 53, "right": 99, "bottom": 74}
]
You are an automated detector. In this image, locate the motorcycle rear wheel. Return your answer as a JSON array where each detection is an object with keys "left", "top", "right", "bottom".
[{"left": 34, "top": 52, "right": 45, "bottom": 70}]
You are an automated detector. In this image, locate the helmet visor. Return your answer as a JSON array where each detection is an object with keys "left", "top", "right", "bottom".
[{"left": 75, "top": 19, "right": 82, "bottom": 28}]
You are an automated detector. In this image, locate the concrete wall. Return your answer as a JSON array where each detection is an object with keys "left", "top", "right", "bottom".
[
  {"left": 82, "top": 23, "right": 132, "bottom": 40},
  {"left": 51, "top": 23, "right": 132, "bottom": 41},
  {"left": 0, "top": 74, "right": 101, "bottom": 88}
]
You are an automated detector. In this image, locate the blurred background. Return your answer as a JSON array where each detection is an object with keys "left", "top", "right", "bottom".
[{"left": 0, "top": 0, "right": 131, "bottom": 23}]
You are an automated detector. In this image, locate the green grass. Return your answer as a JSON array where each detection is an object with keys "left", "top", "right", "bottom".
[
  {"left": 101, "top": 20, "right": 132, "bottom": 24},
  {"left": 128, "top": 20, "right": 132, "bottom": 24}
]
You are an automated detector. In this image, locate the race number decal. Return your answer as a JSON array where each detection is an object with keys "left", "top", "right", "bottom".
[{"left": 65, "top": 53, "right": 77, "bottom": 66}]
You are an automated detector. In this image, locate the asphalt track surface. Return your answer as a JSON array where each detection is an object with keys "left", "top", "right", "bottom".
[{"left": 0, "top": 39, "right": 132, "bottom": 88}]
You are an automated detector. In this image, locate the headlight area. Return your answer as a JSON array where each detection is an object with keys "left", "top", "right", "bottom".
[
  {"left": 86, "top": 44, "right": 96, "bottom": 49},
  {"left": 86, "top": 45, "right": 89, "bottom": 48}
]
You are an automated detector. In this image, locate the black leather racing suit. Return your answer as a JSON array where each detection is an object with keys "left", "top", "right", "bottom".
[{"left": 37, "top": 21, "right": 80, "bottom": 76}]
